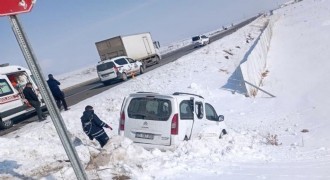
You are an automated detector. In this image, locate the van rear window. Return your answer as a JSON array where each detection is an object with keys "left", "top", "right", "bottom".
[
  {"left": 0, "top": 79, "right": 14, "bottom": 97},
  {"left": 128, "top": 98, "right": 172, "bottom": 121},
  {"left": 97, "top": 62, "right": 115, "bottom": 71}
]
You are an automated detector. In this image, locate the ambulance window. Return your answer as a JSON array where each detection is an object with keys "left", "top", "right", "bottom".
[{"left": 0, "top": 79, "right": 14, "bottom": 97}]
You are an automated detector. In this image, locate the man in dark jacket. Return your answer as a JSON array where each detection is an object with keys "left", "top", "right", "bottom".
[
  {"left": 47, "top": 74, "right": 69, "bottom": 111},
  {"left": 23, "top": 82, "right": 47, "bottom": 121},
  {"left": 81, "top": 105, "right": 112, "bottom": 148}
]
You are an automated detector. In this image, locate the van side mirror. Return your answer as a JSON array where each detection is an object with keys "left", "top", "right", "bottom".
[{"left": 218, "top": 115, "right": 224, "bottom": 122}]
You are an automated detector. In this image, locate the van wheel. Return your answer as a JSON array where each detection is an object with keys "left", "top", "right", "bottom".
[
  {"left": 103, "top": 80, "right": 111, "bottom": 86},
  {"left": 154, "top": 56, "right": 160, "bottom": 64},
  {"left": 0, "top": 118, "right": 13, "bottom": 129},
  {"left": 139, "top": 67, "right": 144, "bottom": 74},
  {"left": 219, "top": 129, "right": 227, "bottom": 139},
  {"left": 122, "top": 73, "right": 128, "bottom": 81}
]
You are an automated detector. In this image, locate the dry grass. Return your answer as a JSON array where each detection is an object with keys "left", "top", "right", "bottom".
[
  {"left": 266, "top": 133, "right": 281, "bottom": 146},
  {"left": 112, "top": 174, "right": 131, "bottom": 180},
  {"left": 219, "top": 69, "right": 229, "bottom": 74},
  {"left": 301, "top": 129, "right": 309, "bottom": 133},
  {"left": 261, "top": 70, "right": 269, "bottom": 78}
]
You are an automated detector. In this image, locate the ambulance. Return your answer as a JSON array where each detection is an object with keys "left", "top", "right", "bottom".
[{"left": 0, "top": 63, "right": 44, "bottom": 129}]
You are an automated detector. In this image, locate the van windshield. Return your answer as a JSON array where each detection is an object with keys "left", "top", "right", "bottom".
[
  {"left": 192, "top": 36, "right": 200, "bottom": 41},
  {"left": 128, "top": 97, "right": 172, "bottom": 121},
  {"left": 97, "top": 62, "right": 115, "bottom": 71},
  {"left": 0, "top": 79, "right": 14, "bottom": 97}
]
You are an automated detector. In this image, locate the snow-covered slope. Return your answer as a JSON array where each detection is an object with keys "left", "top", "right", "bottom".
[{"left": 1, "top": 0, "right": 329, "bottom": 179}]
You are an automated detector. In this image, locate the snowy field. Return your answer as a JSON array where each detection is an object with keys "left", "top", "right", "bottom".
[{"left": 1, "top": 0, "right": 330, "bottom": 179}]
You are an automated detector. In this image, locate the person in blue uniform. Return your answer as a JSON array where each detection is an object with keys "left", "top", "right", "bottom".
[{"left": 81, "top": 105, "right": 112, "bottom": 148}]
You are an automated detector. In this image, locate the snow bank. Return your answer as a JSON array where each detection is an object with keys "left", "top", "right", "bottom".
[{"left": 1, "top": 0, "right": 330, "bottom": 179}]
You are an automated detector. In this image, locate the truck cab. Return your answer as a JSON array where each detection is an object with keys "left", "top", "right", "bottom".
[{"left": 0, "top": 64, "right": 44, "bottom": 129}]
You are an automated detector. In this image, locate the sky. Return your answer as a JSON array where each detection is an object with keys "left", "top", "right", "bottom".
[
  {"left": 0, "top": 0, "right": 288, "bottom": 76},
  {"left": 1, "top": 0, "right": 330, "bottom": 179}
]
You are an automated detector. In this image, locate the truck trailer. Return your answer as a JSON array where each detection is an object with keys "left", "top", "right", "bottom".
[{"left": 95, "top": 32, "right": 161, "bottom": 68}]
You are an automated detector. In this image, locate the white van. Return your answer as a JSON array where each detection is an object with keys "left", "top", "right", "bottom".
[
  {"left": 118, "top": 92, "right": 227, "bottom": 150},
  {"left": 192, "top": 35, "right": 210, "bottom": 48},
  {"left": 97, "top": 56, "right": 144, "bottom": 85},
  {"left": 0, "top": 64, "right": 44, "bottom": 129}
]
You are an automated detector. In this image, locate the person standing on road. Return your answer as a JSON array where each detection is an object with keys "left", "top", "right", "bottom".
[
  {"left": 23, "top": 82, "right": 47, "bottom": 121},
  {"left": 81, "top": 105, "right": 112, "bottom": 148},
  {"left": 47, "top": 74, "right": 69, "bottom": 111}
]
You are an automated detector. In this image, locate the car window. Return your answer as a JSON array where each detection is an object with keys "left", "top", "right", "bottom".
[
  {"left": 195, "top": 102, "right": 204, "bottom": 119},
  {"left": 128, "top": 97, "right": 172, "bottom": 121},
  {"left": 0, "top": 79, "right": 14, "bottom": 97},
  {"left": 115, "top": 58, "right": 128, "bottom": 65},
  {"left": 97, "top": 61, "right": 115, "bottom": 71},
  {"left": 127, "top": 58, "right": 136, "bottom": 63},
  {"left": 205, "top": 103, "right": 218, "bottom": 121},
  {"left": 180, "top": 100, "right": 193, "bottom": 120},
  {"left": 201, "top": 35, "right": 207, "bottom": 38},
  {"left": 192, "top": 36, "right": 200, "bottom": 41}
]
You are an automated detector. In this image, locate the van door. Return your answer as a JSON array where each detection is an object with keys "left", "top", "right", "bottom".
[
  {"left": 0, "top": 75, "right": 26, "bottom": 123},
  {"left": 124, "top": 97, "right": 173, "bottom": 146},
  {"left": 97, "top": 61, "right": 117, "bottom": 80},
  {"left": 178, "top": 100, "right": 194, "bottom": 140},
  {"left": 191, "top": 102, "right": 220, "bottom": 139},
  {"left": 114, "top": 58, "right": 132, "bottom": 75},
  {"left": 188, "top": 101, "right": 204, "bottom": 139},
  {"left": 126, "top": 58, "right": 139, "bottom": 73}
]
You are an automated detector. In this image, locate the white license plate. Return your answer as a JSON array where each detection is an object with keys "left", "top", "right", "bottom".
[{"left": 135, "top": 132, "right": 154, "bottom": 139}]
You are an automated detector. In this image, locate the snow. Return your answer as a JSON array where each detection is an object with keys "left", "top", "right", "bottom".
[{"left": 1, "top": 0, "right": 330, "bottom": 179}]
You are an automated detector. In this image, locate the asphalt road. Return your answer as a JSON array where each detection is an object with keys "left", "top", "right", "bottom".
[{"left": 0, "top": 15, "right": 259, "bottom": 136}]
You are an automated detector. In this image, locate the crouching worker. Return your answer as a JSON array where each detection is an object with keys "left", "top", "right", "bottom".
[{"left": 81, "top": 105, "right": 113, "bottom": 148}]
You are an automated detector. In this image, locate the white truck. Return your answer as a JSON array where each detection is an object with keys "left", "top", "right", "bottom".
[
  {"left": 0, "top": 63, "right": 44, "bottom": 129},
  {"left": 95, "top": 32, "right": 161, "bottom": 68}
]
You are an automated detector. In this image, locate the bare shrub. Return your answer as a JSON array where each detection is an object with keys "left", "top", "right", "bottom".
[
  {"left": 266, "top": 133, "right": 281, "bottom": 146},
  {"left": 261, "top": 70, "right": 269, "bottom": 78},
  {"left": 219, "top": 69, "right": 229, "bottom": 74},
  {"left": 301, "top": 129, "right": 309, "bottom": 133}
]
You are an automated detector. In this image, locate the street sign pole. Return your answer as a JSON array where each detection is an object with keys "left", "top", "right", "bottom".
[{"left": 9, "top": 15, "right": 88, "bottom": 180}]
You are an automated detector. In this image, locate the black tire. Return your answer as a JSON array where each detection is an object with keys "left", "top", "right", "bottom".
[
  {"left": 122, "top": 73, "right": 128, "bottom": 81},
  {"left": 139, "top": 66, "right": 144, "bottom": 74},
  {"left": 219, "top": 129, "right": 227, "bottom": 139},
  {"left": 154, "top": 56, "right": 160, "bottom": 64},
  {"left": 102, "top": 80, "right": 111, "bottom": 86},
  {"left": 0, "top": 118, "right": 13, "bottom": 129}
]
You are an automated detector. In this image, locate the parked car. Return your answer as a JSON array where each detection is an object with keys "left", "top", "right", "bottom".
[
  {"left": 118, "top": 92, "right": 227, "bottom": 150},
  {"left": 97, "top": 56, "right": 144, "bottom": 85},
  {"left": 192, "top": 35, "right": 210, "bottom": 48}
]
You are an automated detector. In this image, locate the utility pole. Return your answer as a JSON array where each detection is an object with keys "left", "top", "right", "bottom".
[{"left": 9, "top": 14, "right": 88, "bottom": 180}]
